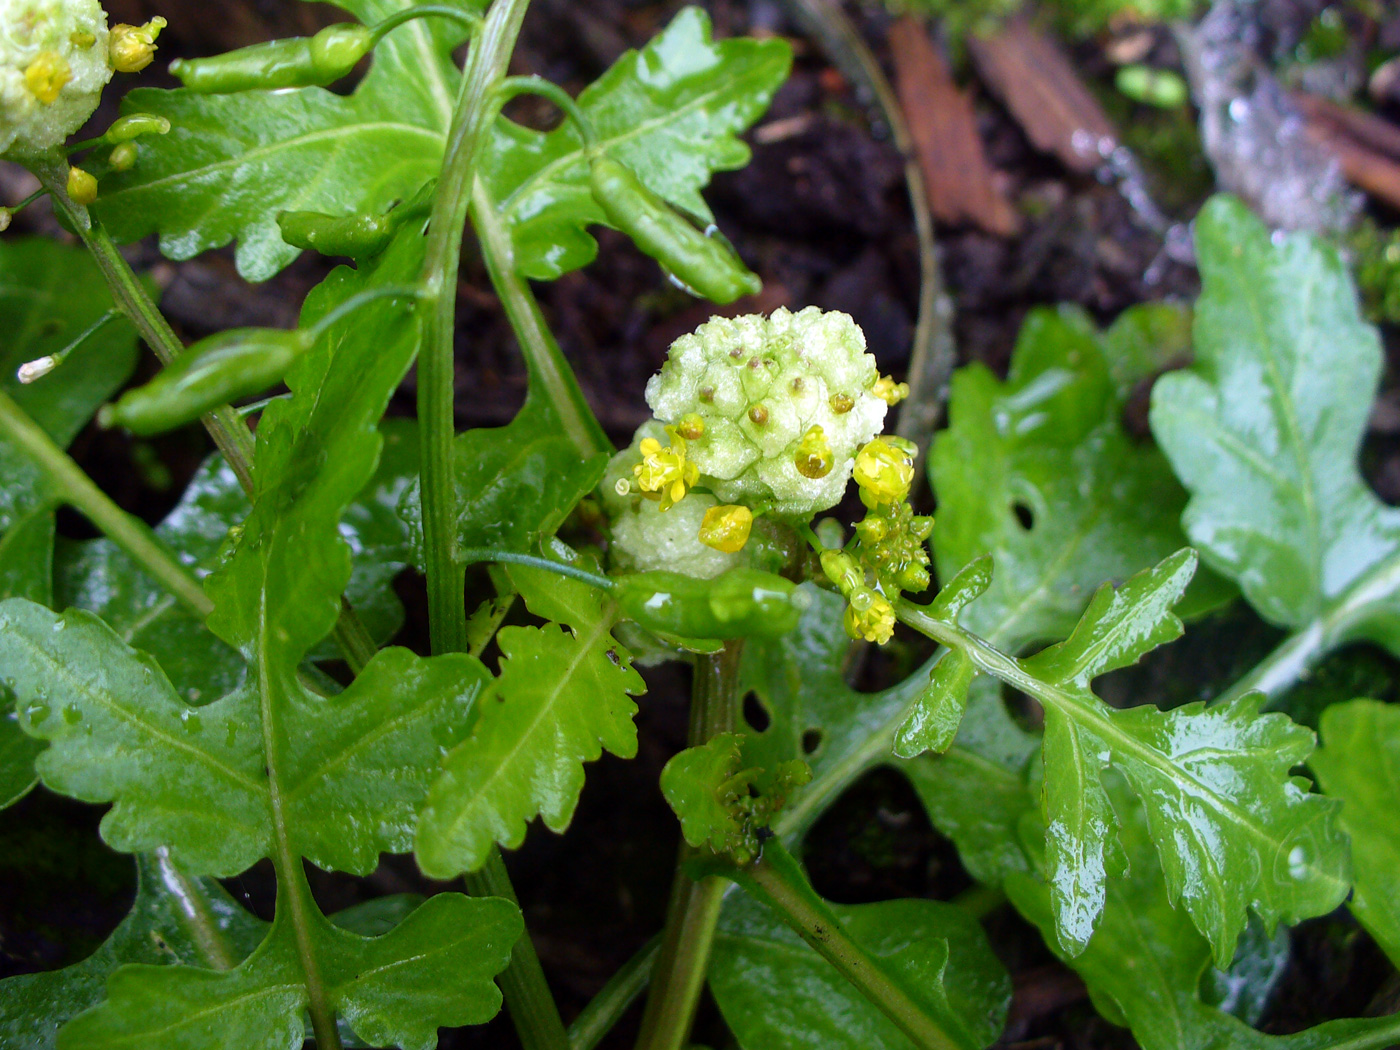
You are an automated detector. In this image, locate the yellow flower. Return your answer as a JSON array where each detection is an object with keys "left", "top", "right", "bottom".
[
  {"left": 872, "top": 375, "right": 910, "bottom": 406},
  {"left": 66, "top": 165, "right": 97, "bottom": 205},
  {"left": 633, "top": 429, "right": 699, "bottom": 511},
  {"left": 698, "top": 504, "right": 753, "bottom": 552},
  {"left": 25, "top": 52, "right": 70, "bottom": 104},
  {"left": 853, "top": 437, "right": 914, "bottom": 506},
  {"left": 843, "top": 588, "right": 895, "bottom": 644},
  {"left": 110, "top": 18, "right": 166, "bottom": 74}
]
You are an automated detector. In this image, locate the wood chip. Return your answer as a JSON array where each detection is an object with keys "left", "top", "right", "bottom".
[
  {"left": 1295, "top": 92, "right": 1400, "bottom": 212},
  {"left": 888, "top": 15, "right": 1020, "bottom": 237},
  {"left": 968, "top": 16, "right": 1118, "bottom": 175}
]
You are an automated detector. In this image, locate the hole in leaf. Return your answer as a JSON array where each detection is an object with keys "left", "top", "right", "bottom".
[
  {"left": 742, "top": 692, "right": 771, "bottom": 733},
  {"left": 1012, "top": 501, "right": 1035, "bottom": 530},
  {"left": 802, "top": 728, "right": 823, "bottom": 755},
  {"left": 1001, "top": 684, "right": 1044, "bottom": 733}
]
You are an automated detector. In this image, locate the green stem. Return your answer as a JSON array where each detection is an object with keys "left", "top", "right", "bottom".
[
  {"left": 470, "top": 178, "right": 610, "bottom": 460},
  {"left": 737, "top": 842, "right": 962, "bottom": 1050},
  {"left": 493, "top": 76, "right": 597, "bottom": 149},
  {"left": 0, "top": 388, "right": 211, "bottom": 618},
  {"left": 462, "top": 850, "right": 568, "bottom": 1050},
  {"left": 458, "top": 547, "right": 614, "bottom": 590},
  {"left": 568, "top": 936, "right": 659, "bottom": 1050},
  {"left": 634, "top": 640, "right": 743, "bottom": 1050},
  {"left": 415, "top": 1, "right": 569, "bottom": 1047},
  {"left": 149, "top": 848, "right": 240, "bottom": 970},
  {"left": 39, "top": 165, "right": 379, "bottom": 675},
  {"left": 368, "top": 3, "right": 482, "bottom": 45}
]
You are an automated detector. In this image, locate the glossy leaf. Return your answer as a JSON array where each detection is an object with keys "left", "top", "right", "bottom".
[
  {"left": 1152, "top": 195, "right": 1400, "bottom": 650},
  {"left": 480, "top": 6, "right": 792, "bottom": 280},
  {"left": 932, "top": 304, "right": 1226, "bottom": 653},
  {"left": 0, "top": 598, "right": 488, "bottom": 876},
  {"left": 1006, "top": 780, "right": 1400, "bottom": 1050},
  {"left": 400, "top": 399, "right": 606, "bottom": 569},
  {"left": 1311, "top": 699, "right": 1400, "bottom": 967},
  {"left": 711, "top": 856, "right": 1011, "bottom": 1050},
  {"left": 59, "top": 893, "right": 520, "bottom": 1050},
  {"left": 0, "top": 238, "right": 139, "bottom": 807},
  {"left": 892, "top": 649, "right": 975, "bottom": 759},
  {"left": 661, "top": 732, "right": 747, "bottom": 853},
  {"left": 915, "top": 553, "right": 1350, "bottom": 961},
  {"left": 0, "top": 850, "right": 267, "bottom": 1050},
  {"left": 97, "top": 0, "right": 472, "bottom": 281},
  {"left": 416, "top": 568, "right": 645, "bottom": 877}
]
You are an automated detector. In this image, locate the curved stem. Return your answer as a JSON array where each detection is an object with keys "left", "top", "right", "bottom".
[
  {"left": 0, "top": 388, "right": 211, "bottom": 618},
  {"left": 494, "top": 76, "right": 597, "bottom": 150},
  {"left": 368, "top": 3, "right": 482, "bottom": 45},
  {"left": 458, "top": 547, "right": 614, "bottom": 590},
  {"left": 303, "top": 283, "right": 422, "bottom": 343},
  {"left": 568, "top": 935, "right": 659, "bottom": 1050},
  {"left": 470, "top": 178, "right": 610, "bottom": 459},
  {"left": 634, "top": 640, "right": 743, "bottom": 1050}
]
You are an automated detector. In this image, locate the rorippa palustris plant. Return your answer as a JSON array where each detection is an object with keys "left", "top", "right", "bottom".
[{"left": 4, "top": 0, "right": 1400, "bottom": 1048}]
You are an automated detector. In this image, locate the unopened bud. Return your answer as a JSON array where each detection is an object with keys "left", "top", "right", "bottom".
[
  {"left": 66, "top": 166, "right": 97, "bottom": 205},
  {"left": 109, "top": 141, "right": 137, "bottom": 171},
  {"left": 17, "top": 356, "right": 57, "bottom": 383},
  {"left": 110, "top": 18, "right": 167, "bottom": 74}
]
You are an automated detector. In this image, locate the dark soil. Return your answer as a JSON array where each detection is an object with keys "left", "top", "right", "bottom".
[{"left": 3, "top": 1, "right": 1398, "bottom": 1048}]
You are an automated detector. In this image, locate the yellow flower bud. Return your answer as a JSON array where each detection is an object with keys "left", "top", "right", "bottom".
[
  {"left": 698, "top": 504, "right": 753, "bottom": 553},
  {"left": 110, "top": 18, "right": 167, "bottom": 74},
  {"left": 843, "top": 588, "right": 895, "bottom": 644},
  {"left": 853, "top": 437, "right": 914, "bottom": 506},
  {"left": 25, "top": 52, "right": 71, "bottom": 104},
  {"left": 633, "top": 429, "right": 699, "bottom": 511},
  {"left": 793, "top": 424, "right": 834, "bottom": 480},
  {"left": 819, "top": 549, "right": 863, "bottom": 596},
  {"left": 872, "top": 375, "right": 910, "bottom": 406},
  {"left": 66, "top": 165, "right": 97, "bottom": 205}
]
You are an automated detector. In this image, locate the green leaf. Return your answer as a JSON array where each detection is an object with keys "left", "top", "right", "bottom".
[
  {"left": 58, "top": 893, "right": 520, "bottom": 1050},
  {"left": 400, "top": 399, "right": 607, "bottom": 569},
  {"left": 914, "top": 552, "right": 1350, "bottom": 962},
  {"left": 415, "top": 568, "right": 645, "bottom": 877},
  {"left": 0, "top": 598, "right": 488, "bottom": 876},
  {"left": 0, "top": 850, "right": 267, "bottom": 1050},
  {"left": 1151, "top": 195, "right": 1400, "bottom": 652},
  {"left": 480, "top": 6, "right": 792, "bottom": 280},
  {"left": 710, "top": 861, "right": 1010, "bottom": 1050},
  {"left": 1311, "top": 698, "right": 1400, "bottom": 968},
  {"left": 1005, "top": 777, "right": 1400, "bottom": 1050},
  {"left": 932, "top": 305, "right": 1227, "bottom": 654},
  {"left": 661, "top": 732, "right": 747, "bottom": 853},
  {"left": 96, "top": 0, "right": 472, "bottom": 281},
  {"left": 892, "top": 649, "right": 975, "bottom": 759}
]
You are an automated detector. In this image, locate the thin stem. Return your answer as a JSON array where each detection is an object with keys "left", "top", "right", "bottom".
[
  {"left": 38, "top": 161, "right": 380, "bottom": 674},
  {"left": 415, "top": 1, "right": 569, "bottom": 1046},
  {"left": 634, "top": 641, "right": 743, "bottom": 1050},
  {"left": 463, "top": 850, "right": 569, "bottom": 1050},
  {"left": 470, "top": 178, "right": 610, "bottom": 460},
  {"left": 0, "top": 388, "right": 211, "bottom": 618},
  {"left": 458, "top": 547, "right": 614, "bottom": 590},
  {"left": 16, "top": 309, "right": 121, "bottom": 382},
  {"left": 568, "top": 935, "right": 659, "bottom": 1050},
  {"left": 303, "top": 283, "right": 422, "bottom": 342},
  {"left": 740, "top": 844, "right": 962, "bottom": 1050},
  {"left": 368, "top": 3, "right": 482, "bottom": 45},
  {"left": 494, "top": 76, "right": 597, "bottom": 150}
]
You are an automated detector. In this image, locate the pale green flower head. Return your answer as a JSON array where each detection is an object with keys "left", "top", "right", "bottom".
[
  {"left": 644, "top": 307, "right": 887, "bottom": 516},
  {"left": 1, "top": 0, "right": 111, "bottom": 158}
]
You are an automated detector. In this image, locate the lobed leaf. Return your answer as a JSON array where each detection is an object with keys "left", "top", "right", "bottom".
[
  {"left": 480, "top": 6, "right": 793, "bottom": 279},
  {"left": 96, "top": 0, "right": 473, "bottom": 281},
  {"left": 59, "top": 894, "right": 520, "bottom": 1050},
  {"left": 1310, "top": 699, "right": 1400, "bottom": 968},
  {"left": 1007, "top": 779, "right": 1400, "bottom": 1050},
  {"left": 1151, "top": 195, "right": 1400, "bottom": 654},
  {"left": 415, "top": 569, "right": 645, "bottom": 877},
  {"left": 0, "top": 851, "right": 267, "bottom": 1050}
]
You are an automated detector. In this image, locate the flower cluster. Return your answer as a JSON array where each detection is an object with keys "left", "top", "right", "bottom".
[{"left": 1, "top": 0, "right": 112, "bottom": 157}]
